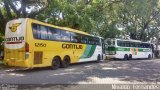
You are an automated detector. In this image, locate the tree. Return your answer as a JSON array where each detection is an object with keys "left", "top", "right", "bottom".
[
  {"left": 0, "top": 0, "right": 50, "bottom": 35},
  {"left": 1, "top": 0, "right": 160, "bottom": 43},
  {"left": 36, "top": 0, "right": 122, "bottom": 39},
  {"left": 118, "top": 0, "right": 160, "bottom": 41}
]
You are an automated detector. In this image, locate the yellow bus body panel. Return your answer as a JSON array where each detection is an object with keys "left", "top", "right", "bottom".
[{"left": 4, "top": 18, "right": 94, "bottom": 68}]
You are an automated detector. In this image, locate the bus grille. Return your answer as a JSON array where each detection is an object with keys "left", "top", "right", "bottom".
[{"left": 34, "top": 51, "right": 43, "bottom": 64}]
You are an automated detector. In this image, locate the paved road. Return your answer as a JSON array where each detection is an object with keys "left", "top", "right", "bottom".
[{"left": 0, "top": 59, "right": 160, "bottom": 85}]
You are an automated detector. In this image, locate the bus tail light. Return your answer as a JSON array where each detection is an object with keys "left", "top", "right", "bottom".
[
  {"left": 25, "top": 42, "right": 29, "bottom": 59},
  {"left": 25, "top": 42, "right": 29, "bottom": 52}
]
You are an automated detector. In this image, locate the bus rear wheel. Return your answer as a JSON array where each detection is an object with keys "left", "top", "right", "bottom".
[
  {"left": 128, "top": 54, "right": 132, "bottom": 60},
  {"left": 51, "top": 57, "right": 61, "bottom": 70},
  {"left": 124, "top": 54, "right": 128, "bottom": 60},
  {"left": 61, "top": 56, "right": 70, "bottom": 68}
]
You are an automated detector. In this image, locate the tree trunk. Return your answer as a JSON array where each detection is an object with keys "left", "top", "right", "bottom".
[
  {"left": 8, "top": 0, "right": 20, "bottom": 17},
  {"left": 3, "top": 0, "right": 12, "bottom": 19},
  {"left": 0, "top": 9, "right": 6, "bottom": 35},
  {"left": 21, "top": 0, "right": 27, "bottom": 18}
]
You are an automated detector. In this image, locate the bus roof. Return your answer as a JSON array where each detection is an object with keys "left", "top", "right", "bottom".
[
  {"left": 25, "top": 18, "right": 90, "bottom": 35},
  {"left": 106, "top": 38, "right": 153, "bottom": 43},
  {"left": 116, "top": 39, "right": 141, "bottom": 42},
  {"left": 117, "top": 39, "right": 155, "bottom": 44}
]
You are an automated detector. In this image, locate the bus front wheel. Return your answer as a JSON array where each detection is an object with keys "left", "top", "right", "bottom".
[
  {"left": 61, "top": 56, "right": 70, "bottom": 68},
  {"left": 148, "top": 54, "right": 151, "bottom": 60},
  {"left": 51, "top": 57, "right": 61, "bottom": 70},
  {"left": 96, "top": 54, "right": 101, "bottom": 63}
]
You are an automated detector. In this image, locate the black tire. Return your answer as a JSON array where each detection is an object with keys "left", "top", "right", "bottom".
[
  {"left": 148, "top": 54, "right": 151, "bottom": 60},
  {"left": 124, "top": 54, "right": 128, "bottom": 60},
  {"left": 51, "top": 57, "right": 60, "bottom": 70},
  {"left": 61, "top": 56, "right": 70, "bottom": 68},
  {"left": 101, "top": 55, "right": 103, "bottom": 60},
  {"left": 96, "top": 55, "right": 101, "bottom": 63},
  {"left": 128, "top": 54, "right": 132, "bottom": 60}
]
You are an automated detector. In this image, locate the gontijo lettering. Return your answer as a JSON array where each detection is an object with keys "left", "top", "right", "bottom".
[
  {"left": 5, "top": 36, "right": 24, "bottom": 42},
  {"left": 62, "top": 43, "right": 83, "bottom": 49}
]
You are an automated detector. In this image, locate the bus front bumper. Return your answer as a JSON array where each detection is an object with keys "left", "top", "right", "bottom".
[{"left": 106, "top": 55, "right": 116, "bottom": 60}]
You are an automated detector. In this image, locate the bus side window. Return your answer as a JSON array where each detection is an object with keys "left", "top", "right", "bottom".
[
  {"left": 76, "top": 34, "right": 81, "bottom": 43},
  {"left": 140, "top": 43, "right": 146, "bottom": 48},
  {"left": 130, "top": 42, "right": 135, "bottom": 47},
  {"left": 127, "top": 42, "right": 131, "bottom": 47},
  {"left": 48, "top": 27, "right": 61, "bottom": 40},
  {"left": 32, "top": 24, "right": 40, "bottom": 39},
  {"left": 143, "top": 43, "right": 148, "bottom": 48},
  {"left": 140, "top": 43, "right": 143, "bottom": 48},
  {"left": 88, "top": 36, "right": 94, "bottom": 45},
  {"left": 124, "top": 41, "right": 129, "bottom": 47},
  {"left": 81, "top": 35, "right": 87, "bottom": 44},
  {"left": 135, "top": 43, "right": 140, "bottom": 47},
  {"left": 146, "top": 44, "right": 150, "bottom": 48},
  {"left": 117, "top": 40, "right": 121, "bottom": 46},
  {"left": 71, "top": 32, "right": 81, "bottom": 43},
  {"left": 40, "top": 25, "right": 48, "bottom": 40},
  {"left": 94, "top": 37, "right": 100, "bottom": 45},
  {"left": 61, "top": 30, "right": 71, "bottom": 42},
  {"left": 121, "top": 41, "right": 125, "bottom": 47}
]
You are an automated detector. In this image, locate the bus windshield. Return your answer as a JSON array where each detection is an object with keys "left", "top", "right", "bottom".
[{"left": 106, "top": 39, "right": 115, "bottom": 46}]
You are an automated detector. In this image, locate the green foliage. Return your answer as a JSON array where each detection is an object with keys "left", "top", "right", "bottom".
[
  {"left": 1, "top": 0, "right": 160, "bottom": 42},
  {"left": 0, "top": 37, "right": 4, "bottom": 50},
  {"left": 0, "top": 0, "right": 50, "bottom": 35},
  {"left": 118, "top": 0, "right": 160, "bottom": 41},
  {"left": 36, "top": 0, "right": 122, "bottom": 39}
]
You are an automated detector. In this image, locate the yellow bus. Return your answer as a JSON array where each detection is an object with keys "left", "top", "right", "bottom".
[{"left": 4, "top": 18, "right": 105, "bottom": 69}]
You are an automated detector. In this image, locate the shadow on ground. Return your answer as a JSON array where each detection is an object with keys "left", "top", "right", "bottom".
[{"left": 1, "top": 59, "right": 160, "bottom": 85}]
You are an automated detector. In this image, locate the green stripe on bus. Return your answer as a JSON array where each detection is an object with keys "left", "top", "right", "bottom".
[
  {"left": 116, "top": 48, "right": 130, "bottom": 51},
  {"left": 107, "top": 47, "right": 151, "bottom": 52},
  {"left": 138, "top": 48, "right": 151, "bottom": 52},
  {"left": 80, "top": 45, "right": 92, "bottom": 58},
  {"left": 106, "top": 47, "right": 116, "bottom": 51},
  {"left": 87, "top": 45, "right": 96, "bottom": 57},
  {"left": 80, "top": 45, "right": 96, "bottom": 58}
]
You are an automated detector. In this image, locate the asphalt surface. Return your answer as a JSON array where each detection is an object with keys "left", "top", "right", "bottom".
[
  {"left": 0, "top": 59, "right": 160, "bottom": 90},
  {"left": 0, "top": 59, "right": 160, "bottom": 89}
]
